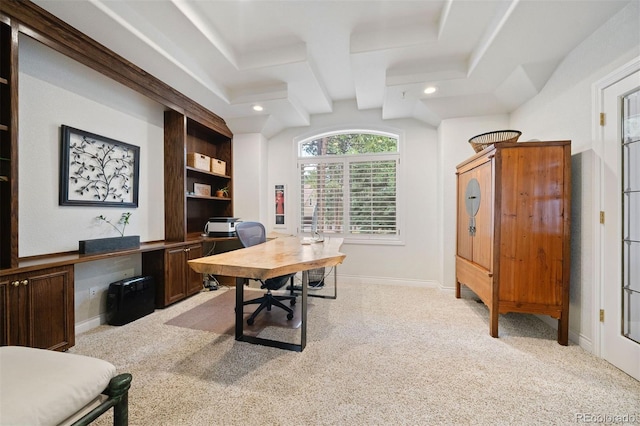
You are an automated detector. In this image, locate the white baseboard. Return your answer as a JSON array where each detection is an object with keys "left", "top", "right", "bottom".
[
  {"left": 574, "top": 332, "right": 593, "bottom": 353},
  {"left": 337, "top": 274, "right": 439, "bottom": 288},
  {"left": 536, "top": 314, "right": 591, "bottom": 351},
  {"left": 75, "top": 314, "right": 105, "bottom": 335}
]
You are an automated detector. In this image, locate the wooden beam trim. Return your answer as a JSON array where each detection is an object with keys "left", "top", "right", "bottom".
[{"left": 0, "top": 0, "right": 232, "bottom": 137}]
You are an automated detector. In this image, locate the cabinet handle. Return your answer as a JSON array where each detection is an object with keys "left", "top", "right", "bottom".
[
  {"left": 21, "top": 279, "right": 28, "bottom": 286},
  {"left": 468, "top": 217, "right": 476, "bottom": 236},
  {"left": 11, "top": 280, "right": 19, "bottom": 287},
  {"left": 185, "top": 248, "right": 190, "bottom": 252}
]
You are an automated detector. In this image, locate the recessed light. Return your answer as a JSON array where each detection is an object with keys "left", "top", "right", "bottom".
[
  {"left": 252, "top": 105, "right": 264, "bottom": 112},
  {"left": 424, "top": 86, "right": 437, "bottom": 94}
]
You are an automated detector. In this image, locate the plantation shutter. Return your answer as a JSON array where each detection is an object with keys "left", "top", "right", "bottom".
[
  {"left": 349, "top": 159, "right": 397, "bottom": 235},
  {"left": 300, "top": 157, "right": 398, "bottom": 237},
  {"left": 299, "top": 161, "right": 345, "bottom": 234}
]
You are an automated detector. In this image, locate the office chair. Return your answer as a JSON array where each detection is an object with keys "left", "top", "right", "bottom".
[{"left": 235, "top": 221, "right": 297, "bottom": 325}]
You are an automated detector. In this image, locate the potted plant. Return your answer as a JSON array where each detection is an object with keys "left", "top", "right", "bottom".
[
  {"left": 79, "top": 212, "right": 140, "bottom": 254},
  {"left": 97, "top": 212, "right": 132, "bottom": 237},
  {"left": 215, "top": 186, "right": 229, "bottom": 198}
]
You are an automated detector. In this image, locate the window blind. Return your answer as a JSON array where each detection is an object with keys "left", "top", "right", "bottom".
[{"left": 299, "top": 156, "right": 398, "bottom": 238}]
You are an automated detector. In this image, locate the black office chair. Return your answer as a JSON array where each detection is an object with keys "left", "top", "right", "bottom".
[{"left": 235, "top": 221, "right": 297, "bottom": 325}]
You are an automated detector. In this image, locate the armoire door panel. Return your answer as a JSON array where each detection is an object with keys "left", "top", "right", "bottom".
[
  {"left": 456, "top": 171, "right": 473, "bottom": 261},
  {"left": 498, "top": 146, "right": 566, "bottom": 306},
  {"left": 472, "top": 161, "right": 493, "bottom": 270}
]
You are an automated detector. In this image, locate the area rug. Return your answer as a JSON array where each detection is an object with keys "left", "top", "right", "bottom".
[{"left": 164, "top": 288, "right": 309, "bottom": 337}]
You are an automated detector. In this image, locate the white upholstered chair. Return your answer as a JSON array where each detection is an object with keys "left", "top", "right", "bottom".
[{"left": 0, "top": 346, "right": 131, "bottom": 426}]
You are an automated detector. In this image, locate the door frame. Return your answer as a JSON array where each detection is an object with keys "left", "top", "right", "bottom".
[{"left": 591, "top": 56, "right": 640, "bottom": 357}]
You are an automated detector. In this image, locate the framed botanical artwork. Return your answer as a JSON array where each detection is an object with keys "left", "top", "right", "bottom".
[
  {"left": 275, "top": 184, "right": 285, "bottom": 228},
  {"left": 59, "top": 125, "right": 140, "bottom": 207},
  {"left": 193, "top": 183, "right": 211, "bottom": 196}
]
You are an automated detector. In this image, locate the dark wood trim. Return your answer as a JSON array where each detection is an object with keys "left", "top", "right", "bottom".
[
  {"left": 0, "top": 0, "right": 232, "bottom": 138},
  {"left": 7, "top": 19, "right": 18, "bottom": 269},
  {"left": 0, "top": 237, "right": 236, "bottom": 277},
  {"left": 164, "top": 110, "right": 187, "bottom": 242}
]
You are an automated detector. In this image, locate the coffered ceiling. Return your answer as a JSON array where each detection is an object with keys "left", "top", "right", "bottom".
[{"left": 32, "top": 0, "right": 631, "bottom": 138}]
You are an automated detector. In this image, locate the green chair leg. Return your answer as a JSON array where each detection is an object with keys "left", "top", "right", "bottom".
[{"left": 71, "top": 373, "right": 132, "bottom": 426}]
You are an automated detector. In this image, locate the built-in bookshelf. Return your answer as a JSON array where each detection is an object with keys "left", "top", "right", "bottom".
[{"left": 164, "top": 111, "right": 233, "bottom": 242}]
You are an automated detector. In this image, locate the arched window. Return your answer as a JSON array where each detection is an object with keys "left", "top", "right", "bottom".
[{"left": 297, "top": 130, "right": 400, "bottom": 243}]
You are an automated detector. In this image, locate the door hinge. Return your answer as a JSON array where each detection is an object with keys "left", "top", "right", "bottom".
[
  {"left": 600, "top": 211, "right": 605, "bottom": 224},
  {"left": 600, "top": 309, "right": 605, "bottom": 322},
  {"left": 600, "top": 112, "right": 606, "bottom": 126}
]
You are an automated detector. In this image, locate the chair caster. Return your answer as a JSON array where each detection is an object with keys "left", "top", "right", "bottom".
[
  {"left": 287, "top": 313, "right": 294, "bottom": 320},
  {"left": 247, "top": 318, "right": 255, "bottom": 326},
  {"left": 290, "top": 299, "right": 296, "bottom": 306}
]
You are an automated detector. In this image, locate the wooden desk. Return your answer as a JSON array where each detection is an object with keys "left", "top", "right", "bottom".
[{"left": 188, "top": 236, "right": 345, "bottom": 351}]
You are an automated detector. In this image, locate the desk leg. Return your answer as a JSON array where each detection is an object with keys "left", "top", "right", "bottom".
[
  {"left": 332, "top": 266, "right": 337, "bottom": 299},
  {"left": 234, "top": 275, "right": 307, "bottom": 352},
  {"left": 235, "top": 277, "right": 244, "bottom": 341},
  {"left": 301, "top": 270, "right": 308, "bottom": 350}
]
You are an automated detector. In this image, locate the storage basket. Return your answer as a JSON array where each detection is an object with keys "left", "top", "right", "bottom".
[
  {"left": 468, "top": 130, "right": 521, "bottom": 153},
  {"left": 211, "top": 158, "right": 226, "bottom": 175},
  {"left": 187, "top": 152, "right": 211, "bottom": 171}
]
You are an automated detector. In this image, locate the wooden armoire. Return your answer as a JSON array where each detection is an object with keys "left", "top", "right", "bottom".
[{"left": 455, "top": 141, "right": 571, "bottom": 345}]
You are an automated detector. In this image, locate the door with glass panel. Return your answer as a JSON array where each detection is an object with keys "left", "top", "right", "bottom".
[{"left": 602, "top": 69, "right": 640, "bottom": 380}]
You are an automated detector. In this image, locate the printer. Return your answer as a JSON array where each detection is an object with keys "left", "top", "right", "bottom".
[{"left": 204, "top": 217, "right": 239, "bottom": 237}]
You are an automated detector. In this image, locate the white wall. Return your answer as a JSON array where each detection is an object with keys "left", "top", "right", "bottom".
[
  {"left": 74, "top": 254, "right": 142, "bottom": 333},
  {"left": 264, "top": 100, "right": 439, "bottom": 286},
  {"left": 18, "top": 35, "right": 165, "bottom": 329},
  {"left": 19, "top": 35, "right": 165, "bottom": 256},
  {"left": 437, "top": 115, "right": 510, "bottom": 290},
  {"left": 232, "top": 133, "right": 268, "bottom": 223},
  {"left": 510, "top": 0, "right": 640, "bottom": 150}
]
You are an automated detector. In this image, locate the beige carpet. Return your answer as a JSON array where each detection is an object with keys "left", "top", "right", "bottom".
[{"left": 70, "top": 283, "right": 640, "bottom": 425}]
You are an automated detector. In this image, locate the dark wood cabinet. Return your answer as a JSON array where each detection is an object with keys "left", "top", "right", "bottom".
[
  {"left": 455, "top": 141, "right": 571, "bottom": 345},
  {"left": 0, "top": 266, "right": 74, "bottom": 351},
  {"left": 164, "top": 110, "right": 233, "bottom": 242},
  {"left": 143, "top": 242, "right": 203, "bottom": 307},
  {"left": 160, "top": 109, "right": 232, "bottom": 306},
  {"left": 185, "top": 245, "right": 205, "bottom": 296}
]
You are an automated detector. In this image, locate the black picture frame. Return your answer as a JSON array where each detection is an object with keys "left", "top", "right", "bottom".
[{"left": 59, "top": 125, "right": 140, "bottom": 207}]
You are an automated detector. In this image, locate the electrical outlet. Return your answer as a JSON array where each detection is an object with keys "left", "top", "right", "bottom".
[{"left": 89, "top": 287, "right": 98, "bottom": 299}]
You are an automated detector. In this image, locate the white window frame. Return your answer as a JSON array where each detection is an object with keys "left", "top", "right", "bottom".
[{"left": 296, "top": 129, "right": 403, "bottom": 245}]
